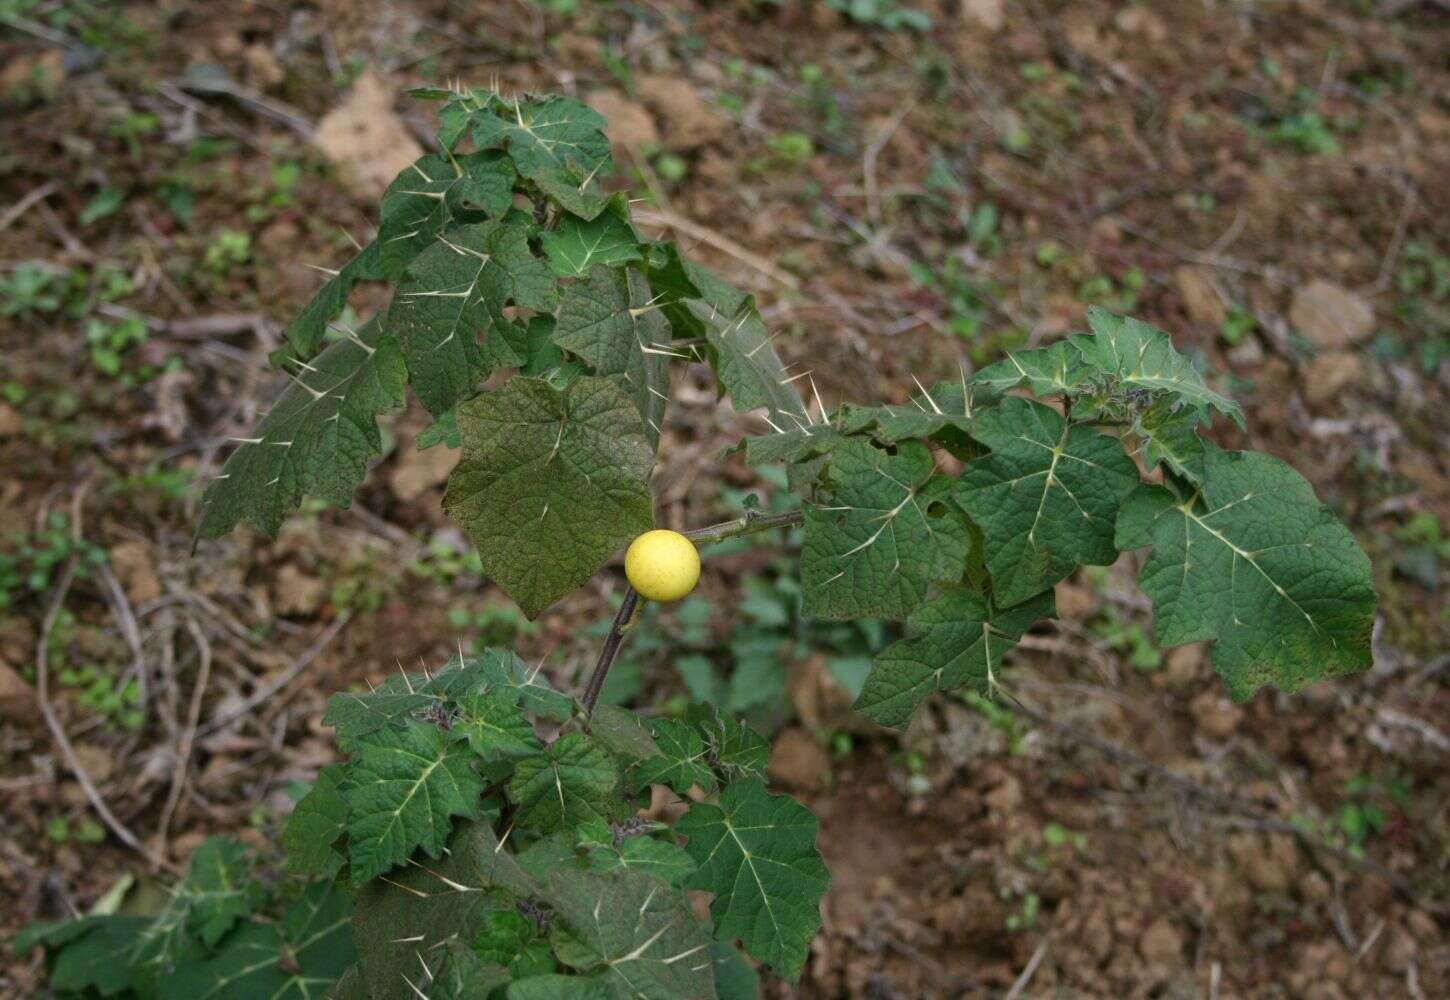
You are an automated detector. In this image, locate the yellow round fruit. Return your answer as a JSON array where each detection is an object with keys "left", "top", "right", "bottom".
[{"left": 625, "top": 529, "right": 701, "bottom": 603}]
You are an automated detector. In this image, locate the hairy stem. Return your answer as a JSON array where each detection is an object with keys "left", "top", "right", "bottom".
[{"left": 581, "top": 507, "right": 806, "bottom": 714}]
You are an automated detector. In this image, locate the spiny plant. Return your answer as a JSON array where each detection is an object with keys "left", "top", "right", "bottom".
[{"left": 20, "top": 85, "right": 1377, "bottom": 999}]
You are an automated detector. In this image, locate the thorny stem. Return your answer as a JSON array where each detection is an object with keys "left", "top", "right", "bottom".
[{"left": 580, "top": 507, "right": 806, "bottom": 714}]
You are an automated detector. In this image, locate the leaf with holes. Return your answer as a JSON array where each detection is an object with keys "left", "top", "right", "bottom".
[
  {"left": 378, "top": 151, "right": 517, "bottom": 276},
  {"left": 1073, "top": 308, "right": 1244, "bottom": 426},
  {"left": 344, "top": 721, "right": 486, "bottom": 885},
  {"left": 198, "top": 320, "right": 407, "bottom": 539},
  {"left": 955, "top": 396, "right": 1140, "bottom": 608},
  {"left": 802, "top": 438, "right": 969, "bottom": 620},
  {"left": 509, "top": 732, "right": 619, "bottom": 832},
  {"left": 553, "top": 266, "right": 670, "bottom": 447},
  {"left": 541, "top": 197, "right": 642, "bottom": 277},
  {"left": 545, "top": 868, "right": 715, "bottom": 998},
  {"left": 855, "top": 586, "right": 1056, "bottom": 728},
  {"left": 677, "top": 778, "right": 828, "bottom": 982},
  {"left": 471, "top": 95, "right": 613, "bottom": 218},
  {"left": 1116, "top": 446, "right": 1375, "bottom": 700},
  {"left": 386, "top": 220, "right": 557, "bottom": 417},
  {"left": 283, "top": 240, "right": 385, "bottom": 359},
  {"left": 443, "top": 376, "right": 655, "bottom": 619}
]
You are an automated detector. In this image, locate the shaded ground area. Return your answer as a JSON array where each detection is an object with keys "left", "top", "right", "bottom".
[{"left": 2, "top": 1, "right": 1447, "bottom": 996}]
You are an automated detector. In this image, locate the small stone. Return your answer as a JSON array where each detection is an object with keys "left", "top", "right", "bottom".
[
  {"left": 983, "top": 772, "right": 1023, "bottom": 813},
  {"left": 1054, "top": 581, "right": 1095, "bottom": 622},
  {"left": 243, "top": 43, "right": 285, "bottom": 91},
  {"left": 1137, "top": 918, "right": 1183, "bottom": 964},
  {"left": 1301, "top": 351, "right": 1364, "bottom": 408},
  {"left": 0, "top": 402, "right": 21, "bottom": 438},
  {"left": 72, "top": 744, "right": 114, "bottom": 784},
  {"left": 635, "top": 75, "right": 726, "bottom": 151},
  {"left": 1175, "top": 266, "right": 1226, "bottom": 328},
  {"left": 0, "top": 660, "right": 36, "bottom": 725},
  {"left": 963, "top": 0, "right": 1005, "bottom": 31},
  {"left": 587, "top": 90, "right": 659, "bottom": 156},
  {"left": 768, "top": 728, "right": 830, "bottom": 791},
  {"left": 1163, "top": 643, "right": 1207, "bottom": 689},
  {"left": 108, "top": 541, "right": 162, "bottom": 606},
  {"left": 1289, "top": 281, "right": 1375, "bottom": 349},
  {"left": 313, "top": 70, "right": 424, "bottom": 197},
  {"left": 1189, "top": 690, "right": 1243, "bottom": 740},
  {"left": 273, "top": 563, "right": 327, "bottom": 617},
  {"left": 389, "top": 441, "right": 458, "bottom": 503}
]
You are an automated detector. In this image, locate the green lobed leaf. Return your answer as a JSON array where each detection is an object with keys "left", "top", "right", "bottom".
[
  {"left": 636, "top": 718, "right": 716, "bottom": 794},
  {"left": 386, "top": 219, "right": 557, "bottom": 417},
  {"left": 545, "top": 868, "right": 715, "bottom": 998},
  {"left": 283, "top": 240, "right": 385, "bottom": 359},
  {"left": 838, "top": 376, "right": 988, "bottom": 447},
  {"left": 802, "top": 438, "right": 970, "bottom": 619},
  {"left": 854, "top": 585, "right": 1055, "bottom": 728},
  {"left": 443, "top": 376, "right": 655, "bottom": 619},
  {"left": 585, "top": 834, "right": 698, "bottom": 888},
  {"left": 18, "top": 916, "right": 147, "bottom": 997},
  {"left": 552, "top": 266, "right": 670, "bottom": 447},
  {"left": 677, "top": 778, "right": 828, "bottom": 982},
  {"left": 161, "top": 883, "right": 355, "bottom": 1000},
  {"left": 198, "top": 320, "right": 407, "bottom": 539},
  {"left": 1116, "top": 446, "right": 1376, "bottom": 700},
  {"left": 508, "top": 974, "right": 618, "bottom": 999},
  {"left": 970, "top": 340, "right": 1094, "bottom": 397},
  {"left": 588, "top": 704, "right": 660, "bottom": 762},
  {"left": 345, "top": 720, "right": 486, "bottom": 885},
  {"left": 181, "top": 837, "right": 267, "bottom": 947},
  {"left": 352, "top": 818, "right": 534, "bottom": 1000},
  {"left": 283, "top": 763, "right": 350, "bottom": 878},
  {"left": 471, "top": 95, "right": 614, "bottom": 219},
  {"left": 454, "top": 687, "right": 543, "bottom": 759},
  {"left": 710, "top": 940, "right": 761, "bottom": 1000},
  {"left": 955, "top": 396, "right": 1140, "bottom": 608},
  {"left": 378, "top": 151, "right": 517, "bottom": 277},
  {"left": 541, "top": 197, "right": 643, "bottom": 277},
  {"left": 509, "top": 732, "right": 619, "bottom": 832},
  {"left": 1073, "top": 308, "right": 1244, "bottom": 426}
]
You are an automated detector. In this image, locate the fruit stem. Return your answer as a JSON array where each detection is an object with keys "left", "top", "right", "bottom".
[{"left": 580, "top": 508, "right": 805, "bottom": 714}]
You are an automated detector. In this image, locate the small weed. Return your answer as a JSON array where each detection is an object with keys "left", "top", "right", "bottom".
[
  {"left": 0, "top": 513, "right": 107, "bottom": 610},
  {"left": 1220, "top": 307, "right": 1258, "bottom": 346},
  {"left": 826, "top": 0, "right": 930, "bottom": 32},
  {"left": 204, "top": 229, "right": 252, "bottom": 275},
  {"left": 85, "top": 315, "right": 149, "bottom": 376}
]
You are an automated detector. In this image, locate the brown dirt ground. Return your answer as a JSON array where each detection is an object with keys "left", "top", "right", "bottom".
[{"left": 2, "top": 1, "right": 1447, "bottom": 997}]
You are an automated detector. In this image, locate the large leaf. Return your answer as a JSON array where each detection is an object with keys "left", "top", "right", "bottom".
[
  {"left": 181, "top": 837, "right": 266, "bottom": 947},
  {"left": 955, "top": 396, "right": 1140, "bottom": 608},
  {"left": 553, "top": 266, "right": 670, "bottom": 446},
  {"left": 198, "top": 321, "right": 407, "bottom": 538},
  {"left": 471, "top": 95, "right": 613, "bottom": 218},
  {"left": 676, "top": 779, "right": 828, "bottom": 982},
  {"left": 345, "top": 720, "right": 485, "bottom": 884},
  {"left": 284, "top": 241, "right": 385, "bottom": 359},
  {"left": 854, "top": 586, "right": 1055, "bottom": 728},
  {"left": 541, "top": 197, "right": 642, "bottom": 277},
  {"left": 509, "top": 732, "right": 618, "bottom": 832},
  {"left": 1073, "top": 308, "right": 1243, "bottom": 426},
  {"left": 443, "top": 376, "right": 655, "bottom": 618},
  {"left": 17, "top": 916, "right": 147, "bottom": 997},
  {"left": 1116, "top": 446, "right": 1376, "bottom": 700},
  {"left": 378, "top": 151, "right": 517, "bottom": 276},
  {"left": 802, "top": 439, "right": 969, "bottom": 619},
  {"left": 386, "top": 220, "right": 558, "bottom": 416},
  {"left": 161, "top": 884, "right": 355, "bottom": 1000},
  {"left": 352, "top": 818, "right": 534, "bottom": 1000},
  {"left": 545, "top": 868, "right": 715, "bottom": 999},
  {"left": 283, "top": 764, "right": 350, "bottom": 878}
]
